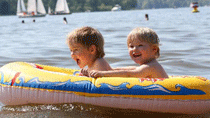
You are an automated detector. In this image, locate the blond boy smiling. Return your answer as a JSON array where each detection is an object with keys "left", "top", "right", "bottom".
[{"left": 89, "top": 27, "right": 168, "bottom": 78}]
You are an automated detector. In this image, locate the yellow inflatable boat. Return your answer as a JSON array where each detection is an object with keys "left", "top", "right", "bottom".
[{"left": 0, "top": 62, "right": 210, "bottom": 114}]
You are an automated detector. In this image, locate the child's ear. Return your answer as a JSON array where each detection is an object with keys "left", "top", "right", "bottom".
[{"left": 89, "top": 45, "right": 97, "bottom": 54}]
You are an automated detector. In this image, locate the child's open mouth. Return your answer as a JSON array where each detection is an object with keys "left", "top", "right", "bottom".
[
  {"left": 133, "top": 54, "right": 141, "bottom": 58},
  {"left": 76, "top": 59, "right": 80, "bottom": 65}
]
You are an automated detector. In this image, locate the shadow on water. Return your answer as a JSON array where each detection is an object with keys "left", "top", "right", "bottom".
[{"left": 0, "top": 103, "right": 210, "bottom": 118}]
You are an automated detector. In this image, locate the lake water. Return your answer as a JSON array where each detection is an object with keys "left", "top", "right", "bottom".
[{"left": 0, "top": 7, "right": 210, "bottom": 117}]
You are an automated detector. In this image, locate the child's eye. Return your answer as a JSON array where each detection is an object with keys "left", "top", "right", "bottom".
[
  {"left": 130, "top": 46, "right": 134, "bottom": 48},
  {"left": 138, "top": 45, "right": 143, "bottom": 47},
  {"left": 73, "top": 49, "right": 78, "bottom": 51},
  {"left": 70, "top": 49, "right": 77, "bottom": 52}
]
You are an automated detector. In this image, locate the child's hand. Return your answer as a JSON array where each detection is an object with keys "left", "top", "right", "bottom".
[
  {"left": 80, "top": 68, "right": 89, "bottom": 76},
  {"left": 89, "top": 70, "right": 101, "bottom": 78}
]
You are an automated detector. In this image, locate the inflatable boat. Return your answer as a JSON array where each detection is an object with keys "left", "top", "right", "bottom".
[{"left": 0, "top": 62, "right": 210, "bottom": 114}]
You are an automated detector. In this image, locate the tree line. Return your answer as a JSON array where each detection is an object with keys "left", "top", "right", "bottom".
[{"left": 0, "top": 0, "right": 210, "bottom": 15}]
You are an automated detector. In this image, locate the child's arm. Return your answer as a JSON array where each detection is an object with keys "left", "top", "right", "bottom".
[
  {"left": 113, "top": 66, "right": 137, "bottom": 70},
  {"left": 90, "top": 65, "right": 150, "bottom": 78}
]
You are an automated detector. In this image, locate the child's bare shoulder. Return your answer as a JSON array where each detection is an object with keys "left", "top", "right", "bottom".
[
  {"left": 134, "top": 60, "right": 164, "bottom": 77},
  {"left": 135, "top": 64, "right": 150, "bottom": 73},
  {"left": 136, "top": 60, "right": 159, "bottom": 70},
  {"left": 92, "top": 58, "right": 112, "bottom": 71},
  {"left": 141, "top": 60, "right": 168, "bottom": 78}
]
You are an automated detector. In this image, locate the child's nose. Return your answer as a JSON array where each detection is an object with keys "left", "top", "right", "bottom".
[
  {"left": 133, "top": 46, "right": 137, "bottom": 51},
  {"left": 71, "top": 54, "right": 75, "bottom": 59},
  {"left": 71, "top": 52, "right": 75, "bottom": 56}
]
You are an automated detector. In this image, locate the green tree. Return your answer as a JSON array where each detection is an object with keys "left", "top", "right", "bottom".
[
  {"left": 0, "top": 1, "right": 10, "bottom": 15},
  {"left": 89, "top": 0, "right": 99, "bottom": 11},
  {"left": 76, "top": 0, "right": 86, "bottom": 12}
]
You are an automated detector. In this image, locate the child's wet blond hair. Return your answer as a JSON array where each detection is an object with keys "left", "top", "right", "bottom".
[
  {"left": 127, "top": 27, "right": 160, "bottom": 58},
  {"left": 66, "top": 26, "right": 105, "bottom": 58}
]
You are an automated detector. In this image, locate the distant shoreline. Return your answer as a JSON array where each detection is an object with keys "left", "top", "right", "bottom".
[{"left": 1, "top": 5, "right": 209, "bottom": 16}]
